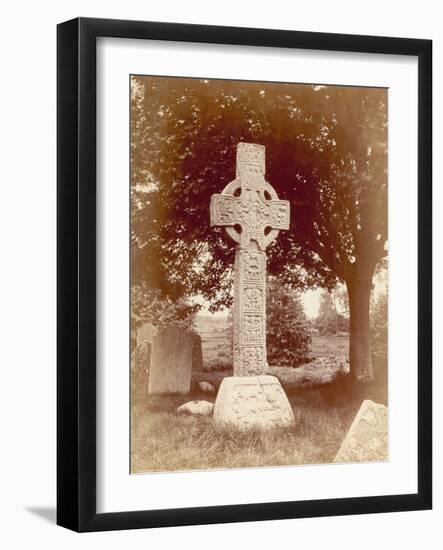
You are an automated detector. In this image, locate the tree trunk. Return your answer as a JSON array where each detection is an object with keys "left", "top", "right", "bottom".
[{"left": 346, "top": 269, "right": 374, "bottom": 382}]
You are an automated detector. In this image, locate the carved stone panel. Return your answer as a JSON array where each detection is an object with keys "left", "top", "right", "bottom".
[
  {"left": 233, "top": 249, "right": 267, "bottom": 376},
  {"left": 236, "top": 142, "right": 266, "bottom": 180},
  {"left": 213, "top": 375, "right": 295, "bottom": 429},
  {"left": 242, "top": 251, "right": 264, "bottom": 281},
  {"left": 270, "top": 201, "right": 290, "bottom": 230},
  {"left": 210, "top": 195, "right": 236, "bottom": 226},
  {"left": 244, "top": 286, "right": 264, "bottom": 313},
  {"left": 241, "top": 346, "right": 265, "bottom": 376},
  {"left": 242, "top": 315, "right": 263, "bottom": 344}
]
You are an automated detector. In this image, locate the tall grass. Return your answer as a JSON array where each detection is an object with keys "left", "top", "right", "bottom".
[{"left": 130, "top": 377, "right": 378, "bottom": 474}]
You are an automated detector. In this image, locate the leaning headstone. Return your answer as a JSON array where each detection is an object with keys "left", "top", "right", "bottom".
[
  {"left": 210, "top": 142, "right": 294, "bottom": 429},
  {"left": 334, "top": 399, "right": 388, "bottom": 463},
  {"left": 148, "top": 326, "right": 193, "bottom": 394},
  {"left": 190, "top": 330, "right": 203, "bottom": 371},
  {"left": 137, "top": 322, "right": 158, "bottom": 347},
  {"left": 131, "top": 341, "right": 151, "bottom": 398}
]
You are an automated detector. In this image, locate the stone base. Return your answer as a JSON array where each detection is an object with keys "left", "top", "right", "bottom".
[{"left": 213, "top": 376, "right": 295, "bottom": 430}]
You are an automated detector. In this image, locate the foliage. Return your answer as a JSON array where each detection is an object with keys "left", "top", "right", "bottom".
[
  {"left": 266, "top": 278, "right": 312, "bottom": 366},
  {"left": 131, "top": 283, "right": 199, "bottom": 332},
  {"left": 316, "top": 290, "right": 349, "bottom": 335},
  {"left": 131, "top": 77, "right": 387, "bottom": 309},
  {"left": 130, "top": 76, "right": 387, "bottom": 380}
]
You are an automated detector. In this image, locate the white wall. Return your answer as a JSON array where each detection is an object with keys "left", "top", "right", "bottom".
[{"left": 0, "top": 1, "right": 440, "bottom": 548}]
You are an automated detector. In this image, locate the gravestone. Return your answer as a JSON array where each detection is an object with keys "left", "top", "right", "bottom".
[
  {"left": 148, "top": 326, "right": 193, "bottom": 394},
  {"left": 131, "top": 341, "right": 151, "bottom": 398},
  {"left": 210, "top": 142, "right": 295, "bottom": 429},
  {"left": 190, "top": 330, "right": 203, "bottom": 371},
  {"left": 136, "top": 322, "right": 158, "bottom": 346},
  {"left": 334, "top": 399, "right": 388, "bottom": 463}
]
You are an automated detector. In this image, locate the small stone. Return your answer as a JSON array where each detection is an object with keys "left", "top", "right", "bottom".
[
  {"left": 334, "top": 399, "right": 388, "bottom": 463},
  {"left": 176, "top": 400, "right": 214, "bottom": 416},
  {"left": 198, "top": 381, "right": 216, "bottom": 394}
]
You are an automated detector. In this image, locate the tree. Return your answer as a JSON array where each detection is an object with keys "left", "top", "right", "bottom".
[{"left": 131, "top": 77, "right": 387, "bottom": 381}]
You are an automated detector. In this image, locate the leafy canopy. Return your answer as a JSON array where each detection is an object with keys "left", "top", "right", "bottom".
[{"left": 131, "top": 77, "right": 387, "bottom": 309}]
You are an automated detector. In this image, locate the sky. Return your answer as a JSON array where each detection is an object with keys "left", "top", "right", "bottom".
[{"left": 301, "top": 288, "right": 323, "bottom": 318}]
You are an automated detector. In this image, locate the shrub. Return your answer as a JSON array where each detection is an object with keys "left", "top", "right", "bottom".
[{"left": 266, "top": 278, "right": 311, "bottom": 366}]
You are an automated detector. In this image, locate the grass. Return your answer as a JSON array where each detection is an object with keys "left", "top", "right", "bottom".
[
  {"left": 130, "top": 374, "right": 386, "bottom": 474},
  {"left": 311, "top": 334, "right": 349, "bottom": 358},
  {"left": 131, "top": 332, "right": 386, "bottom": 474}
]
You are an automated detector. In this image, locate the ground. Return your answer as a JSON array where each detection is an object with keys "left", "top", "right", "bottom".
[{"left": 131, "top": 331, "right": 386, "bottom": 474}]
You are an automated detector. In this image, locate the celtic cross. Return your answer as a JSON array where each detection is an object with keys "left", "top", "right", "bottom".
[{"left": 210, "top": 143, "right": 290, "bottom": 376}]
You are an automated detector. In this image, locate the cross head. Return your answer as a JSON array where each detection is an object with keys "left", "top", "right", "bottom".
[{"left": 210, "top": 143, "right": 289, "bottom": 250}]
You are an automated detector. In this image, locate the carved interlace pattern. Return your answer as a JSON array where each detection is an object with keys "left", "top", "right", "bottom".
[{"left": 244, "top": 286, "right": 263, "bottom": 312}]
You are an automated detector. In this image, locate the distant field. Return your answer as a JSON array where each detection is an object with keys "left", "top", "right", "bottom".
[
  {"left": 194, "top": 315, "right": 349, "bottom": 369},
  {"left": 194, "top": 316, "right": 232, "bottom": 370},
  {"left": 311, "top": 335, "right": 349, "bottom": 358}
]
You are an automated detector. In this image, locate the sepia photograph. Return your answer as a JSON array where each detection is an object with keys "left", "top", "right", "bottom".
[{"left": 130, "top": 75, "right": 388, "bottom": 474}]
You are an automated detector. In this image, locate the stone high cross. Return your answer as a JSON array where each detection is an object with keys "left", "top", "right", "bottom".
[{"left": 210, "top": 143, "right": 290, "bottom": 376}]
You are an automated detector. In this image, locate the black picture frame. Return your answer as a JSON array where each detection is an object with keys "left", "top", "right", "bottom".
[{"left": 57, "top": 17, "right": 432, "bottom": 532}]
